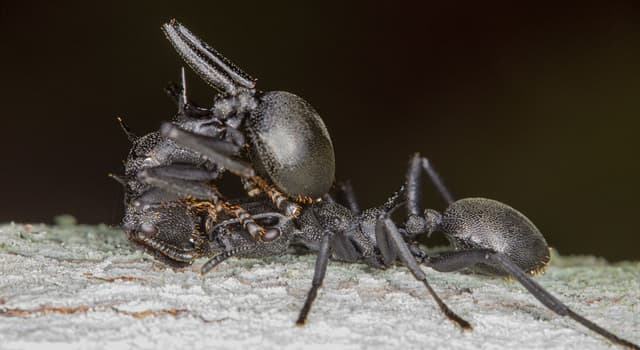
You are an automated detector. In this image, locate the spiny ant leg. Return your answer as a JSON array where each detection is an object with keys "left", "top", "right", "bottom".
[
  {"left": 420, "top": 155, "right": 454, "bottom": 205},
  {"left": 208, "top": 213, "right": 287, "bottom": 242},
  {"left": 241, "top": 178, "right": 262, "bottom": 197},
  {"left": 406, "top": 153, "right": 454, "bottom": 210},
  {"left": 161, "top": 121, "right": 242, "bottom": 157},
  {"left": 424, "top": 250, "right": 639, "bottom": 349},
  {"left": 296, "top": 231, "right": 331, "bottom": 326},
  {"left": 379, "top": 216, "right": 471, "bottom": 330},
  {"left": 406, "top": 153, "right": 425, "bottom": 217},
  {"left": 178, "top": 66, "right": 188, "bottom": 107},
  {"left": 132, "top": 188, "right": 184, "bottom": 207},
  {"left": 137, "top": 169, "right": 221, "bottom": 201},
  {"left": 375, "top": 217, "right": 396, "bottom": 267},
  {"left": 162, "top": 19, "right": 256, "bottom": 95},
  {"left": 336, "top": 180, "right": 361, "bottom": 215},
  {"left": 250, "top": 176, "right": 302, "bottom": 217},
  {"left": 218, "top": 202, "right": 280, "bottom": 242},
  {"left": 142, "top": 164, "right": 220, "bottom": 182},
  {"left": 161, "top": 122, "right": 254, "bottom": 178}
]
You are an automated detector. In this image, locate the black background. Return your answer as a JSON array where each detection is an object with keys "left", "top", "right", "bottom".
[{"left": 1, "top": 2, "right": 639, "bottom": 261}]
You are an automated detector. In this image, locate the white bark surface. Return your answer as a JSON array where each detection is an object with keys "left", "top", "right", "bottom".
[{"left": 0, "top": 222, "right": 638, "bottom": 350}]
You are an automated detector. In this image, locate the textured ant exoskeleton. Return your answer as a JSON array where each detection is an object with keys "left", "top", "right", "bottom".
[
  {"left": 111, "top": 67, "right": 241, "bottom": 264},
  {"left": 118, "top": 142, "right": 638, "bottom": 348},
  {"left": 139, "top": 170, "right": 473, "bottom": 330},
  {"left": 400, "top": 153, "right": 638, "bottom": 349},
  {"left": 117, "top": 18, "right": 336, "bottom": 262},
  {"left": 113, "top": 20, "right": 638, "bottom": 349},
  {"left": 116, "top": 114, "right": 471, "bottom": 327},
  {"left": 142, "top": 154, "right": 637, "bottom": 348},
  {"left": 152, "top": 19, "right": 336, "bottom": 242}
]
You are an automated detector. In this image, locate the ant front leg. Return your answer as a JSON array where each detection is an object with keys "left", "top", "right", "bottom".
[
  {"left": 161, "top": 123, "right": 253, "bottom": 177},
  {"left": 201, "top": 212, "right": 290, "bottom": 274}
]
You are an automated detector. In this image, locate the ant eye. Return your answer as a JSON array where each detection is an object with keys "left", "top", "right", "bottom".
[{"left": 139, "top": 223, "right": 159, "bottom": 237}]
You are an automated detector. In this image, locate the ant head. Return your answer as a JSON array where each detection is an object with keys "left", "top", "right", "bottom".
[
  {"left": 440, "top": 198, "right": 550, "bottom": 275},
  {"left": 122, "top": 199, "right": 201, "bottom": 267}
]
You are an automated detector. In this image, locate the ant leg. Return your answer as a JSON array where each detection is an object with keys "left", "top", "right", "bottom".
[
  {"left": 162, "top": 19, "right": 256, "bottom": 95},
  {"left": 162, "top": 123, "right": 303, "bottom": 218},
  {"left": 142, "top": 164, "right": 220, "bottom": 181},
  {"left": 208, "top": 213, "right": 287, "bottom": 241},
  {"left": 424, "top": 249, "right": 639, "bottom": 349},
  {"left": 329, "top": 231, "right": 361, "bottom": 262},
  {"left": 420, "top": 156, "right": 454, "bottom": 205},
  {"left": 405, "top": 153, "right": 454, "bottom": 236},
  {"left": 138, "top": 169, "right": 222, "bottom": 201},
  {"left": 241, "top": 178, "right": 263, "bottom": 197},
  {"left": 296, "top": 231, "right": 331, "bottom": 326},
  {"left": 132, "top": 188, "right": 184, "bottom": 207},
  {"left": 241, "top": 177, "right": 303, "bottom": 218},
  {"left": 406, "top": 153, "right": 454, "bottom": 212},
  {"left": 165, "top": 67, "right": 212, "bottom": 118},
  {"left": 249, "top": 176, "right": 302, "bottom": 217},
  {"left": 138, "top": 170, "right": 275, "bottom": 242},
  {"left": 406, "top": 153, "right": 425, "bottom": 217},
  {"left": 161, "top": 122, "right": 254, "bottom": 178},
  {"left": 217, "top": 201, "right": 282, "bottom": 241},
  {"left": 336, "top": 180, "right": 361, "bottom": 215},
  {"left": 377, "top": 216, "right": 472, "bottom": 330}
]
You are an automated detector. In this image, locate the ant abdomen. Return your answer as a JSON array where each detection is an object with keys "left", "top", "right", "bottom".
[{"left": 440, "top": 198, "right": 551, "bottom": 275}]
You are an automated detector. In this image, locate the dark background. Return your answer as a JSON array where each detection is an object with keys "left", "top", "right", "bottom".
[{"left": 1, "top": 2, "right": 639, "bottom": 261}]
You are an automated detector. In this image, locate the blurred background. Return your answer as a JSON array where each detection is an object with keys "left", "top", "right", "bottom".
[{"left": 1, "top": 1, "right": 638, "bottom": 261}]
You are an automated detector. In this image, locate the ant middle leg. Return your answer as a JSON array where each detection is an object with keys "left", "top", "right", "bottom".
[
  {"left": 405, "top": 153, "right": 455, "bottom": 236},
  {"left": 376, "top": 214, "right": 471, "bottom": 330}
]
